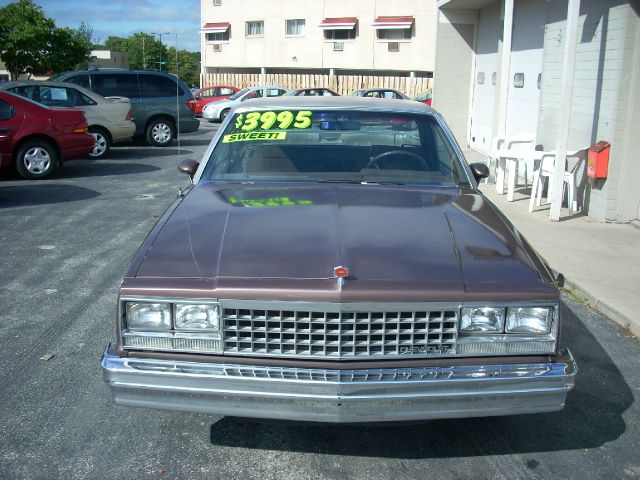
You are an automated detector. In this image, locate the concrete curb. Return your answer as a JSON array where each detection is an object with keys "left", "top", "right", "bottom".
[{"left": 550, "top": 267, "right": 639, "bottom": 339}]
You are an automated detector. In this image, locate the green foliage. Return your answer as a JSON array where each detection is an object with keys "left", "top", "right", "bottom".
[
  {"left": 0, "top": 0, "right": 92, "bottom": 79},
  {"left": 103, "top": 36, "right": 129, "bottom": 54},
  {"left": 47, "top": 27, "right": 93, "bottom": 72},
  {"left": 166, "top": 48, "right": 200, "bottom": 88},
  {"left": 102, "top": 32, "right": 200, "bottom": 88},
  {"left": 128, "top": 32, "right": 166, "bottom": 71},
  {"left": 0, "top": 0, "right": 54, "bottom": 79},
  {"left": 0, "top": 2, "right": 200, "bottom": 84}
]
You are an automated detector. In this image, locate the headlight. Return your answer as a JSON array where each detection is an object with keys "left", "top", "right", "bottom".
[
  {"left": 121, "top": 299, "right": 223, "bottom": 353},
  {"left": 175, "top": 303, "right": 220, "bottom": 330},
  {"left": 460, "top": 307, "right": 505, "bottom": 333},
  {"left": 506, "top": 307, "right": 552, "bottom": 334},
  {"left": 126, "top": 302, "right": 171, "bottom": 330}
]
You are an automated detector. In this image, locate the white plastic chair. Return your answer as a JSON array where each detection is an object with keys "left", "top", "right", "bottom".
[
  {"left": 528, "top": 150, "right": 584, "bottom": 213},
  {"left": 490, "top": 133, "right": 536, "bottom": 201}
]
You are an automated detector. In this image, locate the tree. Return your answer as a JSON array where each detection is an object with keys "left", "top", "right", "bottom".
[
  {"left": 166, "top": 47, "right": 200, "bottom": 87},
  {"left": 103, "top": 35, "right": 129, "bottom": 53},
  {"left": 0, "top": 0, "right": 54, "bottom": 79},
  {"left": 0, "top": 0, "right": 93, "bottom": 79},
  {"left": 47, "top": 27, "right": 92, "bottom": 72},
  {"left": 129, "top": 32, "right": 165, "bottom": 71}
]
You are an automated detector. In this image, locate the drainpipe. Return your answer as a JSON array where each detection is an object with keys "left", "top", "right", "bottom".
[{"left": 550, "top": 0, "right": 581, "bottom": 221}]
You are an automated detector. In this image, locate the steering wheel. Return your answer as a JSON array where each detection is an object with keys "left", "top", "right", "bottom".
[{"left": 366, "top": 150, "right": 429, "bottom": 170}]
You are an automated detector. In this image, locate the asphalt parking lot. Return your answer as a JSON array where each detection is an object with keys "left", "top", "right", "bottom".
[{"left": 0, "top": 119, "right": 639, "bottom": 479}]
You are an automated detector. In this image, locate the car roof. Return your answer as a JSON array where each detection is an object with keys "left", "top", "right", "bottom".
[
  {"left": 0, "top": 89, "right": 52, "bottom": 109},
  {"left": 0, "top": 80, "right": 106, "bottom": 101},
  {"left": 246, "top": 85, "right": 287, "bottom": 90},
  {"left": 236, "top": 95, "right": 431, "bottom": 113}
]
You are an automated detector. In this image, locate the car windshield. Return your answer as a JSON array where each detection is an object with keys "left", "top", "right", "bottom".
[
  {"left": 200, "top": 109, "right": 470, "bottom": 186},
  {"left": 227, "top": 88, "right": 250, "bottom": 100}
]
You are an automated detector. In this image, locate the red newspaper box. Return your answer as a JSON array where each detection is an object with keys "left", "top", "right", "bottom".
[{"left": 587, "top": 141, "right": 610, "bottom": 179}]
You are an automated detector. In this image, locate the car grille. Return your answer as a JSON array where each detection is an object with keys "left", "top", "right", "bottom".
[{"left": 222, "top": 304, "right": 458, "bottom": 359}]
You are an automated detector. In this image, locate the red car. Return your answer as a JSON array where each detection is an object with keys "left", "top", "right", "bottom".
[
  {"left": 414, "top": 88, "right": 433, "bottom": 106},
  {"left": 0, "top": 91, "right": 95, "bottom": 179},
  {"left": 192, "top": 85, "right": 240, "bottom": 116}
]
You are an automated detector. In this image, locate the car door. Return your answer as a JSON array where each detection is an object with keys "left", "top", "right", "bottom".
[
  {"left": 92, "top": 73, "right": 143, "bottom": 135},
  {"left": 0, "top": 98, "right": 22, "bottom": 168},
  {"left": 195, "top": 87, "right": 214, "bottom": 113}
]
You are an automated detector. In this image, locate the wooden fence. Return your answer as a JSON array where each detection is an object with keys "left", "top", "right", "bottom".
[{"left": 201, "top": 73, "right": 432, "bottom": 98}]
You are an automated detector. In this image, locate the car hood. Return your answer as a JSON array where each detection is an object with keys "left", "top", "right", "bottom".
[{"left": 127, "top": 184, "right": 555, "bottom": 302}]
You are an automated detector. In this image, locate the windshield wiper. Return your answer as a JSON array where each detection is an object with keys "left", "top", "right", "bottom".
[
  {"left": 362, "top": 180, "right": 408, "bottom": 185},
  {"left": 315, "top": 179, "right": 362, "bottom": 184}
]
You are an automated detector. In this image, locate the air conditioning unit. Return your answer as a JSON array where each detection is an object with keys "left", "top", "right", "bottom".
[
  {"left": 213, "top": 0, "right": 221, "bottom": 5},
  {"left": 333, "top": 42, "right": 344, "bottom": 52},
  {"left": 212, "top": 44, "right": 222, "bottom": 52},
  {"left": 388, "top": 42, "right": 400, "bottom": 52}
]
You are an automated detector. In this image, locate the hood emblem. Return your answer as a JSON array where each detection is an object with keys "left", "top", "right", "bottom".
[{"left": 334, "top": 266, "right": 349, "bottom": 287}]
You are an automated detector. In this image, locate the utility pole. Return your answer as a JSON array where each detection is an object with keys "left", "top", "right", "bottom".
[{"left": 151, "top": 32, "right": 170, "bottom": 71}]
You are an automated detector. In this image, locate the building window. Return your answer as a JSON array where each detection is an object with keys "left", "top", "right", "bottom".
[
  {"left": 286, "top": 19, "right": 305, "bottom": 36},
  {"left": 206, "top": 31, "right": 229, "bottom": 42},
  {"left": 213, "top": 0, "right": 221, "bottom": 5},
  {"left": 246, "top": 21, "right": 264, "bottom": 37},
  {"left": 324, "top": 28, "right": 356, "bottom": 41},
  {"left": 477, "top": 72, "right": 485, "bottom": 85},
  {"left": 492, "top": 72, "right": 496, "bottom": 85},
  {"left": 377, "top": 28, "right": 412, "bottom": 41}
]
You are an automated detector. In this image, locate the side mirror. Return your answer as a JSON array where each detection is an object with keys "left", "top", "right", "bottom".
[
  {"left": 195, "top": 95, "right": 202, "bottom": 100},
  {"left": 469, "top": 162, "right": 490, "bottom": 183},
  {"left": 179, "top": 159, "right": 200, "bottom": 182}
]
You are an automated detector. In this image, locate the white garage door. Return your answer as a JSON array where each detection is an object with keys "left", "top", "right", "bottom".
[
  {"left": 469, "top": 2, "right": 501, "bottom": 155},
  {"left": 505, "top": 0, "right": 545, "bottom": 140}
]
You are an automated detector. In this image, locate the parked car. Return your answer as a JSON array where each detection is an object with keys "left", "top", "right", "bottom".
[
  {"left": 289, "top": 88, "right": 339, "bottom": 97},
  {"left": 51, "top": 69, "right": 199, "bottom": 147},
  {"left": 192, "top": 85, "right": 240, "bottom": 116},
  {"left": 350, "top": 88, "right": 410, "bottom": 100},
  {"left": 1, "top": 80, "right": 135, "bottom": 159},
  {"left": 0, "top": 91, "right": 95, "bottom": 179},
  {"left": 202, "top": 85, "right": 289, "bottom": 122},
  {"left": 101, "top": 96, "right": 577, "bottom": 423},
  {"left": 414, "top": 88, "right": 433, "bottom": 106}
]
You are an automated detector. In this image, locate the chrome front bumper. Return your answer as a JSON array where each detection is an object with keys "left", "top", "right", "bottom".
[{"left": 101, "top": 344, "right": 576, "bottom": 423}]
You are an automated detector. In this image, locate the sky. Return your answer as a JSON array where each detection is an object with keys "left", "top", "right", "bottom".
[{"left": 0, "top": 0, "right": 202, "bottom": 52}]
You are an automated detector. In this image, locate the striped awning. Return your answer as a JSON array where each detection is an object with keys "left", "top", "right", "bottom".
[
  {"left": 372, "top": 17, "right": 414, "bottom": 29},
  {"left": 318, "top": 17, "right": 358, "bottom": 30},
  {"left": 200, "top": 22, "right": 230, "bottom": 33}
]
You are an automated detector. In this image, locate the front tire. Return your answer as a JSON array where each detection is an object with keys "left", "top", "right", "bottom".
[
  {"left": 15, "top": 140, "right": 59, "bottom": 179},
  {"left": 146, "top": 118, "right": 175, "bottom": 147},
  {"left": 88, "top": 127, "right": 111, "bottom": 159},
  {"left": 220, "top": 109, "right": 230, "bottom": 122}
]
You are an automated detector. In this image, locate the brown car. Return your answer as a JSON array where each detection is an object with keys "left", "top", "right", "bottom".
[{"left": 101, "top": 97, "right": 576, "bottom": 423}]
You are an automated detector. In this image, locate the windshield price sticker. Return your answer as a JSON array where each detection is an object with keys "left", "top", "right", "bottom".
[
  {"left": 222, "top": 131, "right": 287, "bottom": 143},
  {"left": 234, "top": 111, "right": 312, "bottom": 132}
]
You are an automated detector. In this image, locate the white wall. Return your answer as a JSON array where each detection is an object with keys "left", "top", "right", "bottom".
[
  {"left": 201, "top": 0, "right": 437, "bottom": 73},
  {"left": 537, "top": 0, "right": 639, "bottom": 221}
]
